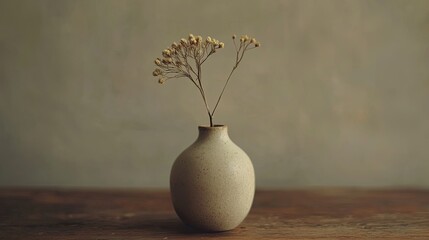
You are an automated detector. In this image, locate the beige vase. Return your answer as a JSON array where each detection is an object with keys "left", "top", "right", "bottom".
[{"left": 170, "top": 125, "right": 255, "bottom": 232}]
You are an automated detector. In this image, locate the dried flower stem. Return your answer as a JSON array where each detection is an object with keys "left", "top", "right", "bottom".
[{"left": 211, "top": 38, "right": 256, "bottom": 116}]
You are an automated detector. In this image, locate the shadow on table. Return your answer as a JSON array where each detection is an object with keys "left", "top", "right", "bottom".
[{"left": 119, "top": 216, "right": 238, "bottom": 237}]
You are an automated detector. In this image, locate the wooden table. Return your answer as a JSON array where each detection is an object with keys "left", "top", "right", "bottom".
[{"left": 1, "top": 188, "right": 428, "bottom": 239}]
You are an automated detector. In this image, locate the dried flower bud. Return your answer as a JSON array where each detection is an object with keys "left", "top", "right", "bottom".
[
  {"left": 240, "top": 35, "right": 249, "bottom": 43},
  {"left": 154, "top": 58, "right": 161, "bottom": 66},
  {"left": 171, "top": 42, "right": 179, "bottom": 49},
  {"left": 152, "top": 68, "right": 162, "bottom": 76},
  {"left": 255, "top": 42, "right": 260, "bottom": 47},
  {"left": 162, "top": 49, "right": 171, "bottom": 57},
  {"left": 232, "top": 34, "right": 236, "bottom": 39},
  {"left": 180, "top": 38, "right": 188, "bottom": 46},
  {"left": 206, "top": 36, "right": 212, "bottom": 44},
  {"left": 250, "top": 38, "right": 256, "bottom": 44},
  {"left": 196, "top": 35, "right": 202, "bottom": 43},
  {"left": 158, "top": 78, "right": 165, "bottom": 84},
  {"left": 189, "top": 35, "right": 196, "bottom": 45},
  {"left": 219, "top": 42, "right": 224, "bottom": 48}
]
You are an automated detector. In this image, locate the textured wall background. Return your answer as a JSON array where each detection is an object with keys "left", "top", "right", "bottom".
[{"left": 1, "top": 0, "right": 428, "bottom": 188}]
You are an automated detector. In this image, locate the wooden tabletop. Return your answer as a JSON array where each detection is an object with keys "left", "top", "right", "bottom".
[{"left": 1, "top": 188, "right": 428, "bottom": 239}]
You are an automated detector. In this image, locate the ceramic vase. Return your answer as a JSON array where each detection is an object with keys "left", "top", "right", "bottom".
[{"left": 170, "top": 125, "right": 255, "bottom": 232}]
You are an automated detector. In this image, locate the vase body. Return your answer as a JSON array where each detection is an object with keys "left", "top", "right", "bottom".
[{"left": 170, "top": 125, "right": 255, "bottom": 232}]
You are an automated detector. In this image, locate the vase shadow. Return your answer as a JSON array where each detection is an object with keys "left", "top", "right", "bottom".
[
  {"left": 122, "top": 217, "right": 197, "bottom": 234},
  {"left": 119, "top": 216, "right": 236, "bottom": 236}
]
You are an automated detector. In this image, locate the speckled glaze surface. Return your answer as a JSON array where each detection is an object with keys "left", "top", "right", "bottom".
[{"left": 170, "top": 125, "right": 255, "bottom": 232}]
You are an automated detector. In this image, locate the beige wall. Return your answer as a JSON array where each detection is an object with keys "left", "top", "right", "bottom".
[{"left": 1, "top": 0, "right": 429, "bottom": 188}]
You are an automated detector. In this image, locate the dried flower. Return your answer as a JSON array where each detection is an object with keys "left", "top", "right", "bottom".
[
  {"left": 162, "top": 58, "right": 173, "bottom": 64},
  {"left": 152, "top": 33, "right": 260, "bottom": 127},
  {"left": 162, "top": 49, "right": 171, "bottom": 58},
  {"left": 240, "top": 35, "right": 249, "bottom": 42},
  {"left": 152, "top": 68, "right": 162, "bottom": 76}
]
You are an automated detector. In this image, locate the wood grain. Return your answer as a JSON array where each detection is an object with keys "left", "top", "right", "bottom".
[{"left": 0, "top": 188, "right": 428, "bottom": 239}]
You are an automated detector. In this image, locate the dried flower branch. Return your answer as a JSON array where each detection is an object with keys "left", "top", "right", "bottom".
[{"left": 153, "top": 33, "right": 260, "bottom": 127}]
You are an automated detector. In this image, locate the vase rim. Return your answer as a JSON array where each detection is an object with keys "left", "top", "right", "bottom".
[{"left": 198, "top": 124, "right": 227, "bottom": 130}]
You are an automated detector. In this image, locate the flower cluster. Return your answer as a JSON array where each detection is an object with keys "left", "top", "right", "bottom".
[
  {"left": 152, "top": 34, "right": 225, "bottom": 84},
  {"left": 234, "top": 34, "right": 261, "bottom": 47},
  {"left": 152, "top": 33, "right": 260, "bottom": 127}
]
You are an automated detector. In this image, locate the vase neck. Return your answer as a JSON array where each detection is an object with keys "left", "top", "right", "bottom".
[{"left": 197, "top": 125, "right": 230, "bottom": 142}]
